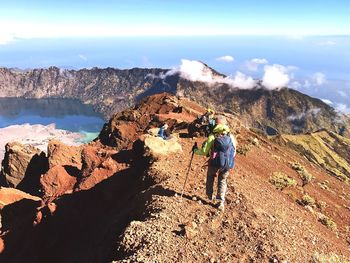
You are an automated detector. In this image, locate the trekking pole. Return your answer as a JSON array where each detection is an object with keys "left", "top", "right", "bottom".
[
  {"left": 180, "top": 142, "right": 197, "bottom": 198},
  {"left": 190, "top": 158, "right": 209, "bottom": 194}
]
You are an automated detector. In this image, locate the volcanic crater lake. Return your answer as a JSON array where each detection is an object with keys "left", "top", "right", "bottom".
[{"left": 0, "top": 98, "right": 105, "bottom": 142}]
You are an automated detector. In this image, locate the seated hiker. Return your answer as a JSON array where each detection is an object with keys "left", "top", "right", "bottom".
[
  {"left": 158, "top": 123, "right": 169, "bottom": 140},
  {"left": 192, "top": 115, "right": 237, "bottom": 212}
]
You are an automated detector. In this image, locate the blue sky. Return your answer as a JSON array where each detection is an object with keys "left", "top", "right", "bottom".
[
  {"left": 1, "top": 0, "right": 349, "bottom": 42},
  {"left": 0, "top": 1, "right": 349, "bottom": 113}
]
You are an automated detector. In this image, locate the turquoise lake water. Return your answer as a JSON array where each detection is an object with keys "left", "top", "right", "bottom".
[{"left": 0, "top": 98, "right": 105, "bottom": 142}]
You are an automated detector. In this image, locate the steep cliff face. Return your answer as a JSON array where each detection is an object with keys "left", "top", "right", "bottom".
[
  {"left": 0, "top": 65, "right": 349, "bottom": 136},
  {"left": 175, "top": 78, "right": 350, "bottom": 136},
  {"left": 0, "top": 67, "right": 173, "bottom": 118}
]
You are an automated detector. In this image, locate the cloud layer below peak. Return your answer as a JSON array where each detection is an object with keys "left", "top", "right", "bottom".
[{"left": 175, "top": 59, "right": 294, "bottom": 90}]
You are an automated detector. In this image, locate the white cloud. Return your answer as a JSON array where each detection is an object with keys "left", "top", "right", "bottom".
[
  {"left": 246, "top": 58, "right": 268, "bottom": 71},
  {"left": 152, "top": 59, "right": 302, "bottom": 91},
  {"left": 312, "top": 72, "right": 326, "bottom": 86},
  {"left": 179, "top": 59, "right": 217, "bottom": 83},
  {"left": 78, "top": 54, "right": 88, "bottom": 61},
  {"left": 335, "top": 103, "right": 350, "bottom": 114},
  {"left": 229, "top": 72, "right": 256, "bottom": 89},
  {"left": 287, "top": 108, "right": 321, "bottom": 121},
  {"left": 321, "top": 99, "right": 333, "bottom": 105},
  {"left": 262, "top": 64, "right": 290, "bottom": 90},
  {"left": 216, "top": 55, "right": 234, "bottom": 62},
  {"left": 175, "top": 59, "right": 257, "bottom": 89},
  {"left": 252, "top": 58, "right": 268, "bottom": 64},
  {"left": 318, "top": 40, "right": 336, "bottom": 46}
]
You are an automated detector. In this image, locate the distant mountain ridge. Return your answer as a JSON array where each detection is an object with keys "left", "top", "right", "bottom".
[
  {"left": 176, "top": 78, "right": 350, "bottom": 137},
  {"left": 0, "top": 64, "right": 349, "bottom": 136},
  {"left": 0, "top": 66, "right": 172, "bottom": 118}
]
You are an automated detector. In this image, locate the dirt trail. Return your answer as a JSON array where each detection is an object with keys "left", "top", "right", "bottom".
[
  {"left": 114, "top": 130, "right": 350, "bottom": 262},
  {"left": 0, "top": 93, "right": 349, "bottom": 263}
]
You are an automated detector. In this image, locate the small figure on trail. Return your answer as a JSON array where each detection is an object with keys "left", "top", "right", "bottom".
[
  {"left": 192, "top": 115, "right": 236, "bottom": 212},
  {"left": 158, "top": 123, "right": 170, "bottom": 140},
  {"left": 200, "top": 108, "right": 215, "bottom": 125},
  {"left": 196, "top": 108, "right": 216, "bottom": 136},
  {"left": 201, "top": 108, "right": 215, "bottom": 124}
]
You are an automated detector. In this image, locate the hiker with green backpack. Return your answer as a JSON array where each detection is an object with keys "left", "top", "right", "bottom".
[{"left": 192, "top": 115, "right": 237, "bottom": 211}]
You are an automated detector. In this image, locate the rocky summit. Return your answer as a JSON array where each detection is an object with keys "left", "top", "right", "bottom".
[{"left": 0, "top": 93, "right": 349, "bottom": 262}]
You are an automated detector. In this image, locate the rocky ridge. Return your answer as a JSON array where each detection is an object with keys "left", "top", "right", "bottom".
[
  {"left": 0, "top": 65, "right": 349, "bottom": 137},
  {"left": 176, "top": 78, "right": 350, "bottom": 137},
  {"left": 0, "top": 93, "right": 349, "bottom": 262},
  {"left": 0, "top": 67, "right": 173, "bottom": 118}
]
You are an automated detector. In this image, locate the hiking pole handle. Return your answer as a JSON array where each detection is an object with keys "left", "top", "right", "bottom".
[{"left": 190, "top": 142, "right": 198, "bottom": 153}]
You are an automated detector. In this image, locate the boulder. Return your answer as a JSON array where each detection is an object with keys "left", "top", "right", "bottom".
[
  {"left": 148, "top": 127, "right": 160, "bottom": 137},
  {"left": 78, "top": 157, "right": 120, "bottom": 191},
  {"left": 0, "top": 142, "right": 47, "bottom": 193},
  {"left": 47, "top": 140, "right": 82, "bottom": 169},
  {"left": 77, "top": 145, "right": 122, "bottom": 190},
  {"left": 0, "top": 187, "right": 42, "bottom": 209},
  {"left": 40, "top": 166, "right": 77, "bottom": 202},
  {"left": 80, "top": 145, "right": 117, "bottom": 178},
  {"left": 141, "top": 134, "right": 182, "bottom": 159},
  {"left": 0, "top": 187, "right": 42, "bottom": 233}
]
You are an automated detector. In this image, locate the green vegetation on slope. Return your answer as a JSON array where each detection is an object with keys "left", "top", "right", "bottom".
[{"left": 277, "top": 130, "right": 350, "bottom": 183}]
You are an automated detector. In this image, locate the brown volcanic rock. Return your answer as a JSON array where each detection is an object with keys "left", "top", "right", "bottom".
[
  {"left": 80, "top": 145, "right": 117, "bottom": 178},
  {"left": 0, "top": 187, "right": 42, "bottom": 238},
  {"left": 98, "top": 93, "right": 200, "bottom": 149},
  {"left": 1, "top": 142, "right": 41, "bottom": 187},
  {"left": 0, "top": 187, "right": 42, "bottom": 209},
  {"left": 77, "top": 145, "right": 122, "bottom": 190},
  {"left": 47, "top": 140, "right": 82, "bottom": 169},
  {"left": 0, "top": 142, "right": 47, "bottom": 194},
  {"left": 0, "top": 187, "right": 42, "bottom": 257},
  {"left": 78, "top": 156, "right": 121, "bottom": 191},
  {"left": 40, "top": 166, "right": 77, "bottom": 203}
]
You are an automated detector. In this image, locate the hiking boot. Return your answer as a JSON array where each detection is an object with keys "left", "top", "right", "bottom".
[{"left": 217, "top": 202, "right": 225, "bottom": 212}]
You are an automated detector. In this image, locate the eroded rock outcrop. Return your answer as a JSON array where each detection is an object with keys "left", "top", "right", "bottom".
[
  {"left": 98, "top": 93, "right": 199, "bottom": 149},
  {"left": 47, "top": 140, "right": 82, "bottom": 169},
  {"left": 0, "top": 187, "right": 42, "bottom": 237},
  {"left": 78, "top": 145, "right": 121, "bottom": 191},
  {"left": 40, "top": 166, "right": 78, "bottom": 202},
  {"left": 0, "top": 142, "right": 47, "bottom": 194}
]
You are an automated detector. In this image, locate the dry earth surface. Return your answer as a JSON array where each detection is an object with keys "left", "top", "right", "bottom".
[{"left": 0, "top": 93, "right": 349, "bottom": 263}]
